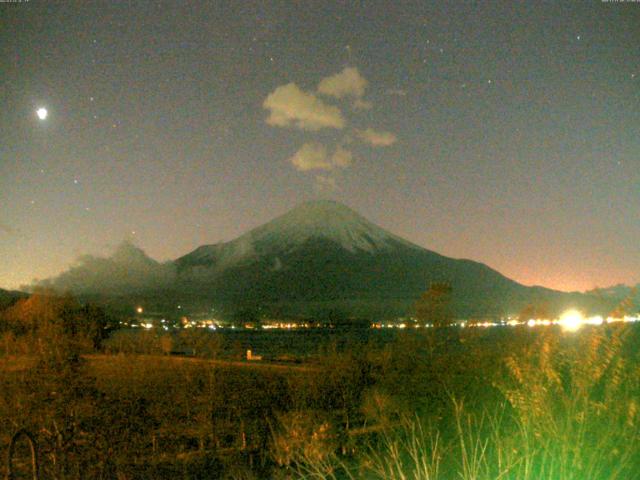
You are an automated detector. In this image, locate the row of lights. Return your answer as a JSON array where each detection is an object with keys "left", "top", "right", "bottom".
[
  {"left": 526, "top": 309, "right": 639, "bottom": 332},
  {"left": 372, "top": 310, "right": 640, "bottom": 333},
  {"left": 134, "top": 306, "right": 638, "bottom": 334}
]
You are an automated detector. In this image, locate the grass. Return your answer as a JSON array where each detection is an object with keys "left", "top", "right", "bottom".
[
  {"left": 2, "top": 324, "right": 640, "bottom": 479},
  {"left": 285, "top": 324, "right": 640, "bottom": 480}
]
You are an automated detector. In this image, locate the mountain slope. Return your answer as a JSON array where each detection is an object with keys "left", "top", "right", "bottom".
[
  {"left": 37, "top": 201, "right": 612, "bottom": 318},
  {"left": 173, "top": 201, "right": 580, "bottom": 317}
]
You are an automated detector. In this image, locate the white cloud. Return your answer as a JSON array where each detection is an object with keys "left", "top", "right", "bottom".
[
  {"left": 290, "top": 143, "right": 332, "bottom": 171},
  {"left": 266, "top": 68, "right": 398, "bottom": 181},
  {"left": 263, "top": 83, "right": 345, "bottom": 131},
  {"left": 318, "top": 67, "right": 368, "bottom": 99},
  {"left": 289, "top": 143, "right": 354, "bottom": 171},
  {"left": 356, "top": 128, "right": 397, "bottom": 147}
]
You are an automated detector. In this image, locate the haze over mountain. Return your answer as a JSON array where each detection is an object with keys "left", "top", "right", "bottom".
[
  {"left": 34, "top": 201, "right": 615, "bottom": 318},
  {"left": 35, "top": 242, "right": 175, "bottom": 295}
]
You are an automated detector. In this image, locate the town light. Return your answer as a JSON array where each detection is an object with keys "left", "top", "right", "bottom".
[{"left": 559, "top": 309, "right": 584, "bottom": 332}]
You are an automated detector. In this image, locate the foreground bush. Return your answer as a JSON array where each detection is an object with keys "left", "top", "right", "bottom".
[{"left": 287, "top": 325, "right": 640, "bottom": 480}]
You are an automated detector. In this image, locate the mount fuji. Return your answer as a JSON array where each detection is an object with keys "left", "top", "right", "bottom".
[
  {"left": 37, "top": 200, "right": 608, "bottom": 318},
  {"left": 171, "top": 201, "right": 591, "bottom": 317}
]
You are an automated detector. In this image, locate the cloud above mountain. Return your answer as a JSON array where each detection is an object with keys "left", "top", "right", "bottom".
[
  {"left": 318, "top": 67, "right": 368, "bottom": 100},
  {"left": 290, "top": 143, "right": 333, "bottom": 171},
  {"left": 263, "top": 83, "right": 345, "bottom": 131},
  {"left": 290, "top": 143, "right": 353, "bottom": 171},
  {"left": 356, "top": 128, "right": 397, "bottom": 147},
  {"left": 263, "top": 66, "right": 397, "bottom": 190}
]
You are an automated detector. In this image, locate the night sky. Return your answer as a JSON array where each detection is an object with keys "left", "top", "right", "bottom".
[{"left": 1, "top": 2, "right": 638, "bottom": 292}]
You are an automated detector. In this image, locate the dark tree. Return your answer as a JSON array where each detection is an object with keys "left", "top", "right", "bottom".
[{"left": 414, "top": 282, "right": 453, "bottom": 327}]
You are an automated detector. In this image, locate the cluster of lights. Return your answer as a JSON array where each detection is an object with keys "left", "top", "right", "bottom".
[
  {"left": 371, "top": 322, "right": 425, "bottom": 329},
  {"left": 261, "top": 322, "right": 310, "bottom": 329},
  {"left": 462, "top": 321, "right": 500, "bottom": 328},
  {"left": 181, "top": 317, "right": 220, "bottom": 329},
  {"left": 370, "top": 311, "right": 640, "bottom": 332},
  {"left": 523, "top": 310, "right": 639, "bottom": 332}
]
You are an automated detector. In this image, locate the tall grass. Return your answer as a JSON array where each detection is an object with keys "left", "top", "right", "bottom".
[{"left": 288, "top": 325, "right": 640, "bottom": 480}]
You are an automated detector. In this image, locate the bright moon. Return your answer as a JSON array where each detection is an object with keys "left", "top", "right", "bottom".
[{"left": 36, "top": 107, "right": 48, "bottom": 120}]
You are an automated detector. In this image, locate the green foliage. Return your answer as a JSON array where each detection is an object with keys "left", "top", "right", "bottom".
[{"left": 288, "top": 326, "right": 640, "bottom": 479}]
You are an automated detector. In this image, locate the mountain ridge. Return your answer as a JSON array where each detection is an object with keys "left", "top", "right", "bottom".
[{"left": 33, "top": 200, "right": 618, "bottom": 318}]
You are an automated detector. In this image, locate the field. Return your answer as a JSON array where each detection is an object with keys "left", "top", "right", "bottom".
[{"left": 2, "top": 323, "right": 640, "bottom": 479}]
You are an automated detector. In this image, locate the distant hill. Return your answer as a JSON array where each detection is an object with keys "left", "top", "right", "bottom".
[
  {"left": 586, "top": 284, "right": 639, "bottom": 300},
  {"left": 36, "top": 200, "right": 616, "bottom": 318},
  {"left": 0, "top": 288, "right": 28, "bottom": 310},
  {"left": 35, "top": 242, "right": 175, "bottom": 296},
  {"left": 585, "top": 284, "right": 639, "bottom": 314}
]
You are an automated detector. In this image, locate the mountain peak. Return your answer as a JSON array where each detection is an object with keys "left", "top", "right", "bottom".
[
  {"left": 249, "top": 200, "right": 400, "bottom": 253},
  {"left": 111, "top": 241, "right": 156, "bottom": 265},
  {"left": 269, "top": 200, "right": 368, "bottom": 232},
  {"left": 290, "top": 199, "right": 358, "bottom": 215},
  {"left": 177, "top": 200, "right": 415, "bottom": 270}
]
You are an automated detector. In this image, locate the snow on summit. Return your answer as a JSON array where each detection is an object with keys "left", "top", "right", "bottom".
[
  {"left": 178, "top": 200, "right": 420, "bottom": 271},
  {"left": 246, "top": 200, "right": 402, "bottom": 253}
]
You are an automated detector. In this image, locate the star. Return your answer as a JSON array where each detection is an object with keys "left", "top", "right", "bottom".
[{"left": 36, "top": 107, "right": 48, "bottom": 120}]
